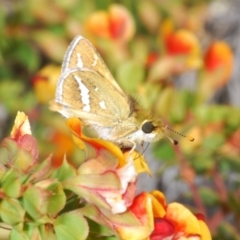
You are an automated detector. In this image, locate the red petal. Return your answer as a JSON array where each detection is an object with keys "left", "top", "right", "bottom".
[{"left": 150, "top": 218, "right": 175, "bottom": 240}]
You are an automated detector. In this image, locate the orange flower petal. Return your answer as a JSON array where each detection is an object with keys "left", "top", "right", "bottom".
[
  {"left": 164, "top": 29, "right": 202, "bottom": 69},
  {"left": 165, "top": 30, "right": 200, "bottom": 55},
  {"left": 85, "top": 4, "right": 135, "bottom": 43},
  {"left": 66, "top": 118, "right": 125, "bottom": 165},
  {"left": 160, "top": 18, "right": 175, "bottom": 39},
  {"left": 50, "top": 130, "right": 75, "bottom": 168},
  {"left": 204, "top": 41, "right": 233, "bottom": 86},
  {"left": 85, "top": 11, "right": 111, "bottom": 39}
]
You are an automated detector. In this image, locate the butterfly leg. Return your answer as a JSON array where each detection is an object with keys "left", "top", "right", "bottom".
[{"left": 126, "top": 140, "right": 137, "bottom": 162}]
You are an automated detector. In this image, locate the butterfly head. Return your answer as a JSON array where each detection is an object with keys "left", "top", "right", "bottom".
[{"left": 139, "top": 119, "right": 166, "bottom": 143}]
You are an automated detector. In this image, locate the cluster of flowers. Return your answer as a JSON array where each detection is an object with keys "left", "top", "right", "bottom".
[{"left": 0, "top": 112, "right": 211, "bottom": 239}]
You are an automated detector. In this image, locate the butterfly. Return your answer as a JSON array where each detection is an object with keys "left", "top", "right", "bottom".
[{"left": 50, "top": 35, "right": 193, "bottom": 151}]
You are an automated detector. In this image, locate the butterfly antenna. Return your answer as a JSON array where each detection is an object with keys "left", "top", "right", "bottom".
[
  {"left": 165, "top": 125, "right": 194, "bottom": 142},
  {"left": 162, "top": 129, "right": 179, "bottom": 145}
]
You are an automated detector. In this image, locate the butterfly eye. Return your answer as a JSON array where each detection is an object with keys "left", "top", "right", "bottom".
[{"left": 142, "top": 121, "right": 155, "bottom": 134}]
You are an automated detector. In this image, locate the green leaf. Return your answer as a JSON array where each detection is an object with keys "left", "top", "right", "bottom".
[
  {"left": 0, "top": 198, "right": 25, "bottom": 225},
  {"left": 0, "top": 81, "right": 24, "bottom": 111},
  {"left": 23, "top": 186, "right": 48, "bottom": 219},
  {"left": 39, "top": 224, "right": 57, "bottom": 240},
  {"left": 0, "top": 147, "right": 9, "bottom": 166},
  {"left": 137, "top": 82, "right": 161, "bottom": 109},
  {"left": 199, "top": 187, "right": 219, "bottom": 206},
  {"left": 116, "top": 60, "right": 145, "bottom": 92},
  {"left": 2, "top": 169, "right": 21, "bottom": 198},
  {"left": 87, "top": 236, "right": 117, "bottom": 240},
  {"left": 153, "top": 142, "right": 176, "bottom": 162},
  {"left": 0, "top": 163, "right": 6, "bottom": 180},
  {"left": 64, "top": 172, "right": 121, "bottom": 191},
  {"left": 14, "top": 149, "right": 35, "bottom": 173},
  {"left": 9, "top": 228, "right": 28, "bottom": 240},
  {"left": 29, "top": 155, "right": 53, "bottom": 182},
  {"left": 63, "top": 173, "right": 120, "bottom": 210},
  {"left": 191, "top": 154, "right": 214, "bottom": 173},
  {"left": 228, "top": 192, "right": 240, "bottom": 216},
  {"left": 52, "top": 156, "right": 77, "bottom": 181},
  {"left": 54, "top": 211, "right": 88, "bottom": 240},
  {"left": 169, "top": 91, "right": 187, "bottom": 123},
  {"left": 87, "top": 218, "right": 113, "bottom": 237},
  {"left": 46, "top": 181, "right": 66, "bottom": 215},
  {"left": 0, "top": 138, "right": 19, "bottom": 165},
  {"left": 202, "top": 133, "right": 225, "bottom": 151},
  {"left": 215, "top": 222, "right": 240, "bottom": 240},
  {"left": 8, "top": 39, "right": 40, "bottom": 73},
  {"left": 22, "top": 225, "right": 41, "bottom": 240}
]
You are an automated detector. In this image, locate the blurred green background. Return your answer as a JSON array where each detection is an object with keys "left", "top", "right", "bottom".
[{"left": 1, "top": 0, "right": 240, "bottom": 239}]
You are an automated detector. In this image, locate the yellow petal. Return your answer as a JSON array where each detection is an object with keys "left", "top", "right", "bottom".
[
  {"left": 123, "top": 151, "right": 151, "bottom": 176},
  {"left": 166, "top": 202, "right": 201, "bottom": 235},
  {"left": 11, "top": 111, "right": 31, "bottom": 139},
  {"left": 149, "top": 191, "right": 167, "bottom": 218},
  {"left": 198, "top": 219, "right": 212, "bottom": 240}
]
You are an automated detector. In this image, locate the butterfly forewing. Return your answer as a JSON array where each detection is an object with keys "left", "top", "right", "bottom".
[
  {"left": 62, "top": 35, "right": 124, "bottom": 93},
  {"left": 52, "top": 35, "right": 133, "bottom": 127},
  {"left": 54, "top": 68, "right": 131, "bottom": 127}
]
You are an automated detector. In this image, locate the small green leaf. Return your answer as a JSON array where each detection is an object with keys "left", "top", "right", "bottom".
[
  {"left": 23, "top": 186, "right": 48, "bottom": 219},
  {"left": 47, "top": 181, "right": 66, "bottom": 215},
  {"left": 199, "top": 187, "right": 219, "bottom": 206},
  {"left": 87, "top": 218, "right": 113, "bottom": 237},
  {"left": 52, "top": 156, "right": 77, "bottom": 181},
  {"left": 54, "top": 211, "right": 88, "bottom": 240},
  {"left": 228, "top": 192, "right": 240, "bottom": 216},
  {"left": 116, "top": 60, "right": 145, "bottom": 92},
  {"left": 22, "top": 225, "right": 42, "bottom": 240},
  {"left": 0, "top": 198, "right": 25, "bottom": 225},
  {"left": 0, "top": 163, "right": 6, "bottom": 180},
  {"left": 29, "top": 155, "right": 53, "bottom": 182},
  {"left": 39, "top": 224, "right": 57, "bottom": 240},
  {"left": 169, "top": 91, "right": 187, "bottom": 123},
  {"left": 14, "top": 149, "right": 35, "bottom": 173},
  {"left": 191, "top": 154, "right": 214, "bottom": 173},
  {"left": 153, "top": 142, "right": 176, "bottom": 162},
  {"left": 87, "top": 236, "right": 117, "bottom": 240},
  {"left": 202, "top": 134, "right": 225, "bottom": 151},
  {"left": 0, "top": 147, "right": 9, "bottom": 165},
  {"left": 2, "top": 169, "right": 21, "bottom": 198},
  {"left": 9, "top": 228, "right": 28, "bottom": 240},
  {"left": 64, "top": 172, "right": 121, "bottom": 192},
  {"left": 0, "top": 138, "right": 19, "bottom": 165}
]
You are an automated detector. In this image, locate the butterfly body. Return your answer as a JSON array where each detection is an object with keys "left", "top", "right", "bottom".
[{"left": 50, "top": 35, "right": 166, "bottom": 149}]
